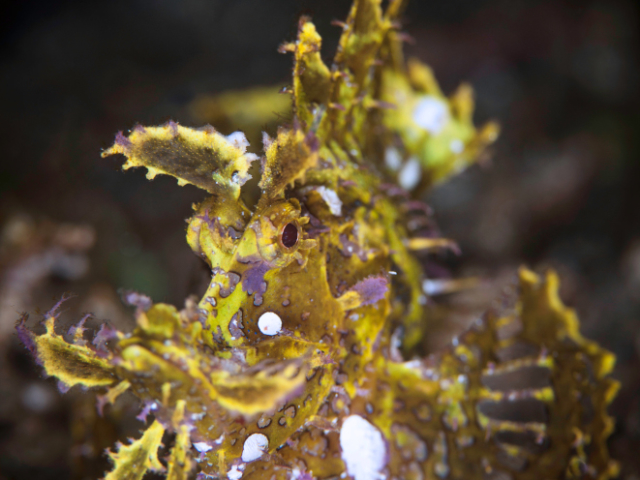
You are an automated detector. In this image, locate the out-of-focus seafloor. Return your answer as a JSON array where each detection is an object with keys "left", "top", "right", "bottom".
[{"left": 0, "top": 0, "right": 638, "bottom": 479}]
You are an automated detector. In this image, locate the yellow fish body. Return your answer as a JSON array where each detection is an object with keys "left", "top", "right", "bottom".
[{"left": 19, "top": 1, "right": 617, "bottom": 479}]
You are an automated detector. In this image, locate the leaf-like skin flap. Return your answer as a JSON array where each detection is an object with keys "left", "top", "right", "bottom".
[
  {"left": 104, "top": 420, "right": 165, "bottom": 480},
  {"left": 517, "top": 268, "right": 620, "bottom": 479},
  {"left": 115, "top": 302, "right": 310, "bottom": 419},
  {"left": 349, "top": 267, "right": 619, "bottom": 480},
  {"left": 34, "top": 316, "right": 116, "bottom": 389},
  {"left": 166, "top": 401, "right": 193, "bottom": 480},
  {"left": 102, "top": 122, "right": 258, "bottom": 199},
  {"left": 293, "top": 20, "right": 331, "bottom": 128},
  {"left": 258, "top": 128, "right": 318, "bottom": 201},
  {"left": 97, "top": 380, "right": 131, "bottom": 415},
  {"left": 118, "top": 339, "right": 308, "bottom": 418},
  {"left": 379, "top": 58, "right": 500, "bottom": 188},
  {"left": 336, "top": 0, "right": 387, "bottom": 85},
  {"left": 135, "top": 303, "right": 182, "bottom": 340},
  {"left": 166, "top": 425, "right": 192, "bottom": 480},
  {"left": 212, "top": 358, "right": 308, "bottom": 416}
]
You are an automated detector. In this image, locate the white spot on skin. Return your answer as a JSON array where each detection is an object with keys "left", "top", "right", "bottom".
[
  {"left": 422, "top": 278, "right": 467, "bottom": 296},
  {"left": 227, "top": 463, "right": 245, "bottom": 480},
  {"left": 245, "top": 152, "right": 259, "bottom": 163},
  {"left": 258, "top": 312, "right": 282, "bottom": 336},
  {"left": 422, "top": 279, "right": 447, "bottom": 295},
  {"left": 403, "top": 360, "right": 422, "bottom": 369},
  {"left": 316, "top": 186, "right": 343, "bottom": 216},
  {"left": 340, "top": 415, "right": 387, "bottom": 480},
  {"left": 413, "top": 96, "right": 449, "bottom": 134},
  {"left": 193, "top": 442, "right": 213, "bottom": 453},
  {"left": 241, "top": 433, "right": 269, "bottom": 462},
  {"left": 384, "top": 147, "right": 402, "bottom": 171},
  {"left": 449, "top": 139, "right": 465, "bottom": 154},
  {"left": 226, "top": 131, "right": 250, "bottom": 151},
  {"left": 398, "top": 157, "right": 422, "bottom": 191}
]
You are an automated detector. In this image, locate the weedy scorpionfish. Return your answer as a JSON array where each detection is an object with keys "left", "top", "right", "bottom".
[{"left": 18, "top": 0, "right": 619, "bottom": 479}]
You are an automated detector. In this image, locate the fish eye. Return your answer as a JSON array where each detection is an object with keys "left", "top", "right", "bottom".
[{"left": 281, "top": 223, "right": 298, "bottom": 249}]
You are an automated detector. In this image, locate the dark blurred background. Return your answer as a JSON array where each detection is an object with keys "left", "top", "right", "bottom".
[{"left": 0, "top": 0, "right": 638, "bottom": 478}]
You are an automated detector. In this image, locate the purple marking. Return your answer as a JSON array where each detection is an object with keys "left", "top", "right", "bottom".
[
  {"left": 253, "top": 291, "right": 264, "bottom": 306},
  {"left": 136, "top": 400, "right": 156, "bottom": 423},
  {"left": 305, "top": 130, "right": 319, "bottom": 152},
  {"left": 114, "top": 131, "right": 132, "bottom": 150},
  {"left": 67, "top": 313, "right": 92, "bottom": 339},
  {"left": 44, "top": 293, "right": 76, "bottom": 320},
  {"left": 198, "top": 211, "right": 244, "bottom": 240},
  {"left": 292, "top": 116, "right": 301, "bottom": 132},
  {"left": 305, "top": 213, "right": 330, "bottom": 239},
  {"left": 15, "top": 314, "right": 38, "bottom": 361},
  {"left": 120, "top": 290, "right": 152, "bottom": 311},
  {"left": 338, "top": 234, "right": 368, "bottom": 262},
  {"left": 57, "top": 381, "right": 71, "bottom": 394},
  {"left": 340, "top": 179, "right": 356, "bottom": 187},
  {"left": 199, "top": 210, "right": 223, "bottom": 236},
  {"left": 262, "top": 131, "right": 274, "bottom": 150},
  {"left": 228, "top": 312, "right": 245, "bottom": 339},
  {"left": 92, "top": 323, "right": 117, "bottom": 354},
  {"left": 133, "top": 124, "right": 146, "bottom": 134},
  {"left": 350, "top": 276, "right": 389, "bottom": 306},
  {"left": 403, "top": 200, "right": 433, "bottom": 215},
  {"left": 260, "top": 155, "right": 267, "bottom": 176},
  {"left": 379, "top": 182, "right": 410, "bottom": 198},
  {"left": 222, "top": 272, "right": 241, "bottom": 298},
  {"left": 199, "top": 124, "right": 216, "bottom": 134},
  {"left": 374, "top": 100, "right": 397, "bottom": 110},
  {"left": 166, "top": 120, "right": 179, "bottom": 136},
  {"left": 96, "top": 394, "right": 109, "bottom": 417},
  {"left": 242, "top": 262, "right": 270, "bottom": 295},
  {"left": 227, "top": 226, "right": 242, "bottom": 240},
  {"left": 294, "top": 470, "right": 314, "bottom": 480}
]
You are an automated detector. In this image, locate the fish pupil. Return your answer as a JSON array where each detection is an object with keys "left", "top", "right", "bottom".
[{"left": 282, "top": 223, "right": 298, "bottom": 248}]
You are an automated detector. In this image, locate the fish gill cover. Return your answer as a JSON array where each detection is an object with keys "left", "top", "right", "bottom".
[{"left": 17, "top": 0, "right": 618, "bottom": 479}]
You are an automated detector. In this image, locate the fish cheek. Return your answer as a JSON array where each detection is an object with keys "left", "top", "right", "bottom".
[{"left": 241, "top": 247, "right": 346, "bottom": 348}]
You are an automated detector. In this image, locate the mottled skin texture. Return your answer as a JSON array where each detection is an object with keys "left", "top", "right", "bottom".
[{"left": 19, "top": 1, "right": 618, "bottom": 479}]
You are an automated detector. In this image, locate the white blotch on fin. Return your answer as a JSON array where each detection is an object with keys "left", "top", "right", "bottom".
[
  {"left": 241, "top": 433, "right": 269, "bottom": 462},
  {"left": 423, "top": 279, "right": 445, "bottom": 295},
  {"left": 227, "top": 463, "right": 245, "bottom": 480},
  {"left": 449, "top": 139, "right": 465, "bottom": 154},
  {"left": 398, "top": 157, "right": 422, "bottom": 191},
  {"left": 422, "top": 278, "right": 464, "bottom": 296},
  {"left": 257, "top": 312, "right": 282, "bottom": 336},
  {"left": 193, "top": 441, "right": 213, "bottom": 453},
  {"left": 316, "top": 186, "right": 343, "bottom": 216},
  {"left": 384, "top": 147, "right": 402, "bottom": 171},
  {"left": 226, "top": 131, "right": 250, "bottom": 151},
  {"left": 413, "top": 96, "right": 449, "bottom": 134},
  {"left": 340, "top": 415, "right": 387, "bottom": 480}
]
